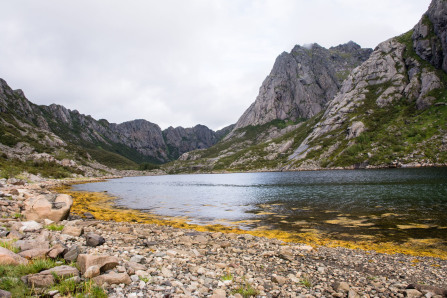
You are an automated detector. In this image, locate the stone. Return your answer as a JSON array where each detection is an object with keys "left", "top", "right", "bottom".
[
  {"left": 161, "top": 267, "right": 173, "bottom": 278},
  {"left": 0, "top": 247, "right": 28, "bottom": 265},
  {"left": 92, "top": 272, "right": 131, "bottom": 286},
  {"left": 84, "top": 265, "right": 100, "bottom": 278},
  {"left": 77, "top": 254, "right": 119, "bottom": 274},
  {"left": 18, "top": 248, "right": 49, "bottom": 260},
  {"left": 47, "top": 243, "right": 68, "bottom": 259},
  {"left": 19, "top": 221, "right": 43, "bottom": 232},
  {"left": 83, "top": 212, "right": 95, "bottom": 219},
  {"left": 272, "top": 275, "right": 287, "bottom": 285},
  {"left": 0, "top": 289, "right": 12, "bottom": 298},
  {"left": 63, "top": 245, "right": 81, "bottom": 262},
  {"left": 62, "top": 226, "right": 84, "bottom": 237},
  {"left": 85, "top": 233, "right": 105, "bottom": 247},
  {"left": 23, "top": 194, "right": 73, "bottom": 222},
  {"left": 125, "top": 261, "right": 147, "bottom": 271},
  {"left": 15, "top": 240, "right": 50, "bottom": 251},
  {"left": 334, "top": 282, "right": 351, "bottom": 292},
  {"left": 44, "top": 219, "right": 54, "bottom": 226},
  {"left": 22, "top": 273, "right": 55, "bottom": 288},
  {"left": 39, "top": 265, "right": 80, "bottom": 278},
  {"left": 129, "top": 255, "right": 145, "bottom": 264},
  {"left": 405, "top": 289, "right": 423, "bottom": 298},
  {"left": 211, "top": 288, "right": 227, "bottom": 298}
]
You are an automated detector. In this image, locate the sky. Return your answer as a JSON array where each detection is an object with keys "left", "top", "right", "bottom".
[{"left": 0, "top": 0, "right": 431, "bottom": 130}]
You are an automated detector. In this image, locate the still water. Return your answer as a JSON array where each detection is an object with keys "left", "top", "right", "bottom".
[{"left": 74, "top": 168, "right": 447, "bottom": 243}]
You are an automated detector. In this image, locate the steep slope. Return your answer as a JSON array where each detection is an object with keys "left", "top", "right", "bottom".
[
  {"left": 165, "top": 0, "right": 447, "bottom": 173},
  {"left": 231, "top": 42, "right": 372, "bottom": 132},
  {"left": 284, "top": 0, "right": 447, "bottom": 170},
  {"left": 0, "top": 78, "right": 229, "bottom": 174}
]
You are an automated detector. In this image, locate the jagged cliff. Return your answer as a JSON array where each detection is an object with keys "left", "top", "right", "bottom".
[
  {"left": 166, "top": 0, "right": 447, "bottom": 173},
  {"left": 0, "top": 79, "right": 227, "bottom": 174},
  {"left": 231, "top": 41, "right": 372, "bottom": 132}
]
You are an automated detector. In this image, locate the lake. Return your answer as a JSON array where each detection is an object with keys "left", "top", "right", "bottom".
[{"left": 74, "top": 168, "right": 447, "bottom": 245}]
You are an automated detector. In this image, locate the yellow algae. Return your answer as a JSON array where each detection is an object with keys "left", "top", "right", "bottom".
[
  {"left": 397, "top": 224, "right": 437, "bottom": 229},
  {"left": 325, "top": 217, "right": 375, "bottom": 227},
  {"left": 55, "top": 183, "right": 447, "bottom": 260},
  {"left": 255, "top": 211, "right": 276, "bottom": 215},
  {"left": 292, "top": 221, "right": 309, "bottom": 226},
  {"left": 381, "top": 213, "right": 399, "bottom": 218}
]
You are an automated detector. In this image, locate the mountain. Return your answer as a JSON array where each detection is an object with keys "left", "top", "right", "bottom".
[
  {"left": 166, "top": 0, "right": 447, "bottom": 173},
  {"left": 231, "top": 41, "right": 372, "bottom": 132},
  {"left": 0, "top": 78, "right": 229, "bottom": 177}
]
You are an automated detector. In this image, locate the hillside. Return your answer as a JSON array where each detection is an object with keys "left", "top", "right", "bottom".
[
  {"left": 0, "top": 79, "right": 229, "bottom": 178},
  {"left": 165, "top": 0, "right": 447, "bottom": 173}
]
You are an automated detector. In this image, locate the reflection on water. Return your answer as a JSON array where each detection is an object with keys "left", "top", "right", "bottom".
[{"left": 74, "top": 168, "right": 447, "bottom": 243}]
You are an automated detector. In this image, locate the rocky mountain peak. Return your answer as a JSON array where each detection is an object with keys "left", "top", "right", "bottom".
[
  {"left": 413, "top": 0, "right": 447, "bottom": 73},
  {"left": 230, "top": 41, "right": 372, "bottom": 132}
]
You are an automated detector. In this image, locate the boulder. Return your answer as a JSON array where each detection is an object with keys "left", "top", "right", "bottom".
[
  {"left": 47, "top": 243, "right": 68, "bottom": 259},
  {"left": 62, "top": 226, "right": 84, "bottom": 237},
  {"left": 0, "top": 289, "right": 12, "bottom": 298},
  {"left": 92, "top": 272, "right": 131, "bottom": 286},
  {"left": 22, "top": 265, "right": 79, "bottom": 288},
  {"left": 15, "top": 240, "right": 50, "bottom": 251},
  {"left": 77, "top": 254, "right": 119, "bottom": 274},
  {"left": 63, "top": 245, "right": 81, "bottom": 262},
  {"left": 18, "top": 248, "right": 50, "bottom": 260},
  {"left": 23, "top": 194, "right": 72, "bottom": 222},
  {"left": 84, "top": 265, "right": 100, "bottom": 278},
  {"left": 85, "top": 233, "right": 105, "bottom": 247},
  {"left": 0, "top": 247, "right": 28, "bottom": 265},
  {"left": 19, "top": 221, "right": 43, "bottom": 232}
]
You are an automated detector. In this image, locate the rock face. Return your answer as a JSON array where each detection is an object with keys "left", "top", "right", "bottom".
[
  {"left": 413, "top": 0, "right": 447, "bottom": 73},
  {"left": 232, "top": 41, "right": 372, "bottom": 131}
]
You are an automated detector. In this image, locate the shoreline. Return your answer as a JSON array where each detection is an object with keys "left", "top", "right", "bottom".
[
  {"left": 1, "top": 176, "right": 446, "bottom": 297},
  {"left": 61, "top": 177, "right": 447, "bottom": 260}
]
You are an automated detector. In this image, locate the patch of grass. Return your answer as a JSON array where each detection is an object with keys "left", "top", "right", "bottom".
[
  {"left": 49, "top": 276, "right": 107, "bottom": 298},
  {"left": 232, "top": 277, "right": 259, "bottom": 298},
  {"left": 221, "top": 270, "right": 234, "bottom": 281},
  {"left": 45, "top": 224, "right": 64, "bottom": 231},
  {"left": 0, "top": 240, "right": 19, "bottom": 254},
  {"left": 299, "top": 275, "right": 313, "bottom": 288}
]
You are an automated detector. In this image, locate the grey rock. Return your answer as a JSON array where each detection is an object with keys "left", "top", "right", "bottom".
[
  {"left": 85, "top": 233, "right": 105, "bottom": 247},
  {"left": 92, "top": 272, "right": 131, "bottom": 286},
  {"left": 0, "top": 289, "right": 12, "bottom": 298},
  {"left": 63, "top": 245, "right": 81, "bottom": 262},
  {"left": 231, "top": 41, "right": 372, "bottom": 132}
]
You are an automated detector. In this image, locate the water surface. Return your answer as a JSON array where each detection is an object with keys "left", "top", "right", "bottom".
[{"left": 74, "top": 168, "right": 447, "bottom": 243}]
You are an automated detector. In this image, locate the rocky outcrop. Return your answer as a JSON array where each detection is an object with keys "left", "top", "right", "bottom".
[
  {"left": 413, "top": 0, "right": 447, "bottom": 73},
  {"left": 232, "top": 41, "right": 372, "bottom": 131}
]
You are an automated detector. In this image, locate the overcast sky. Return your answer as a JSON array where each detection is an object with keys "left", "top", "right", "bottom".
[{"left": 1, "top": 0, "right": 431, "bottom": 130}]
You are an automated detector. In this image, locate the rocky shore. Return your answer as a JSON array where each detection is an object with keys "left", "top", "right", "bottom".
[{"left": 0, "top": 177, "right": 446, "bottom": 298}]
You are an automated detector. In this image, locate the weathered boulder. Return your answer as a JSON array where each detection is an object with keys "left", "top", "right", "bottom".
[
  {"left": 15, "top": 240, "right": 50, "bottom": 251},
  {"left": 84, "top": 265, "right": 100, "bottom": 278},
  {"left": 92, "top": 272, "right": 131, "bottom": 286},
  {"left": 19, "top": 221, "right": 43, "bottom": 232},
  {"left": 18, "top": 248, "right": 50, "bottom": 260},
  {"left": 0, "top": 289, "right": 12, "bottom": 298},
  {"left": 85, "top": 233, "right": 105, "bottom": 247},
  {"left": 77, "top": 254, "right": 119, "bottom": 274},
  {"left": 62, "top": 226, "right": 84, "bottom": 237},
  {"left": 23, "top": 194, "right": 72, "bottom": 222},
  {"left": 0, "top": 247, "right": 28, "bottom": 265},
  {"left": 63, "top": 245, "right": 81, "bottom": 262},
  {"left": 47, "top": 243, "right": 68, "bottom": 259},
  {"left": 22, "top": 265, "right": 79, "bottom": 288}
]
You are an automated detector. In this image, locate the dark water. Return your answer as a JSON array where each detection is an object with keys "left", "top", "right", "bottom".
[{"left": 74, "top": 168, "right": 447, "bottom": 243}]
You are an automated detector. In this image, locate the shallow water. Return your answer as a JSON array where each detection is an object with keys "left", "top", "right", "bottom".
[{"left": 74, "top": 168, "right": 447, "bottom": 243}]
